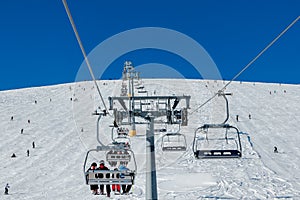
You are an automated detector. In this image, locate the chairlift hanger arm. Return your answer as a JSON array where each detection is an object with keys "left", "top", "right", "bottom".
[
  {"left": 192, "top": 127, "right": 203, "bottom": 152},
  {"left": 96, "top": 114, "right": 106, "bottom": 146},
  {"left": 221, "top": 93, "right": 230, "bottom": 124}
]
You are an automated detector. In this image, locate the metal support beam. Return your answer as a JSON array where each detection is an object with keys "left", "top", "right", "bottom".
[{"left": 146, "top": 115, "right": 158, "bottom": 200}]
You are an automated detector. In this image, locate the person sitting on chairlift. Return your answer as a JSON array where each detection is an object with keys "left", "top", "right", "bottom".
[
  {"left": 111, "top": 168, "right": 121, "bottom": 194},
  {"left": 118, "top": 164, "right": 132, "bottom": 194},
  {"left": 87, "top": 162, "right": 99, "bottom": 195},
  {"left": 97, "top": 160, "right": 111, "bottom": 197}
]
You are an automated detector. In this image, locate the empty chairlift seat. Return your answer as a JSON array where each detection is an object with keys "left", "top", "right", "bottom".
[
  {"left": 161, "top": 132, "right": 187, "bottom": 151},
  {"left": 193, "top": 124, "right": 242, "bottom": 159}
]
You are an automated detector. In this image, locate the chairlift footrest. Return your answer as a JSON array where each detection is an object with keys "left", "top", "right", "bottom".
[
  {"left": 162, "top": 146, "right": 187, "bottom": 151},
  {"left": 195, "top": 150, "right": 241, "bottom": 159}
]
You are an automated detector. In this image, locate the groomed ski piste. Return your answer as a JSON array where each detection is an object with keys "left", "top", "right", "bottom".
[{"left": 1, "top": 79, "right": 300, "bottom": 199}]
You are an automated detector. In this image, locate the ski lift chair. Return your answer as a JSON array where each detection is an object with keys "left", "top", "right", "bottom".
[
  {"left": 161, "top": 131, "right": 187, "bottom": 151},
  {"left": 111, "top": 127, "right": 131, "bottom": 150},
  {"left": 193, "top": 124, "right": 242, "bottom": 159},
  {"left": 106, "top": 142, "right": 132, "bottom": 167},
  {"left": 84, "top": 145, "right": 137, "bottom": 186},
  {"left": 117, "top": 127, "right": 129, "bottom": 137}
]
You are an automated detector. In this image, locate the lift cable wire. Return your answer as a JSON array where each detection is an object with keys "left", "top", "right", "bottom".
[
  {"left": 190, "top": 16, "right": 300, "bottom": 115},
  {"left": 62, "top": 0, "right": 111, "bottom": 115}
]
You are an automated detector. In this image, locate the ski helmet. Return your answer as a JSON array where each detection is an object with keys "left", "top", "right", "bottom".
[{"left": 99, "top": 160, "right": 105, "bottom": 165}]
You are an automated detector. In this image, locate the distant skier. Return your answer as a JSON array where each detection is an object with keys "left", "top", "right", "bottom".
[
  {"left": 4, "top": 183, "right": 9, "bottom": 195},
  {"left": 10, "top": 116, "right": 13, "bottom": 121},
  {"left": 21, "top": 129, "right": 24, "bottom": 134},
  {"left": 274, "top": 146, "right": 278, "bottom": 153},
  {"left": 34, "top": 100, "right": 37, "bottom": 104},
  {"left": 32, "top": 141, "right": 35, "bottom": 149},
  {"left": 249, "top": 114, "right": 251, "bottom": 120},
  {"left": 236, "top": 115, "right": 239, "bottom": 122},
  {"left": 27, "top": 119, "right": 31, "bottom": 124},
  {"left": 27, "top": 149, "right": 30, "bottom": 157}
]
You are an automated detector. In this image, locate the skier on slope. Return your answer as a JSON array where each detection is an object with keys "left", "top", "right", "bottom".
[{"left": 4, "top": 183, "right": 9, "bottom": 195}]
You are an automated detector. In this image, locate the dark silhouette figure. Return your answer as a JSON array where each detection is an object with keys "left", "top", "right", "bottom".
[
  {"left": 119, "top": 165, "right": 132, "bottom": 194},
  {"left": 28, "top": 120, "right": 31, "bottom": 124},
  {"left": 27, "top": 149, "right": 30, "bottom": 157},
  {"left": 4, "top": 183, "right": 9, "bottom": 195},
  {"left": 249, "top": 114, "right": 251, "bottom": 119},
  {"left": 10, "top": 116, "right": 13, "bottom": 121},
  {"left": 97, "top": 160, "right": 111, "bottom": 197},
  {"left": 236, "top": 115, "right": 239, "bottom": 122},
  {"left": 87, "top": 162, "right": 99, "bottom": 195},
  {"left": 113, "top": 120, "right": 118, "bottom": 128},
  {"left": 21, "top": 129, "right": 24, "bottom": 134},
  {"left": 32, "top": 142, "right": 35, "bottom": 149},
  {"left": 111, "top": 168, "right": 121, "bottom": 193},
  {"left": 34, "top": 100, "right": 37, "bottom": 104},
  {"left": 274, "top": 146, "right": 278, "bottom": 153},
  {"left": 11, "top": 153, "right": 16, "bottom": 158}
]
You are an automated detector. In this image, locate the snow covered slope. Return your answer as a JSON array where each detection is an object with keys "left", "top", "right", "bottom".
[{"left": 0, "top": 79, "right": 299, "bottom": 199}]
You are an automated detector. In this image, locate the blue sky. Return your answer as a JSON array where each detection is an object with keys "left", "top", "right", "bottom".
[{"left": 0, "top": 0, "right": 299, "bottom": 91}]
